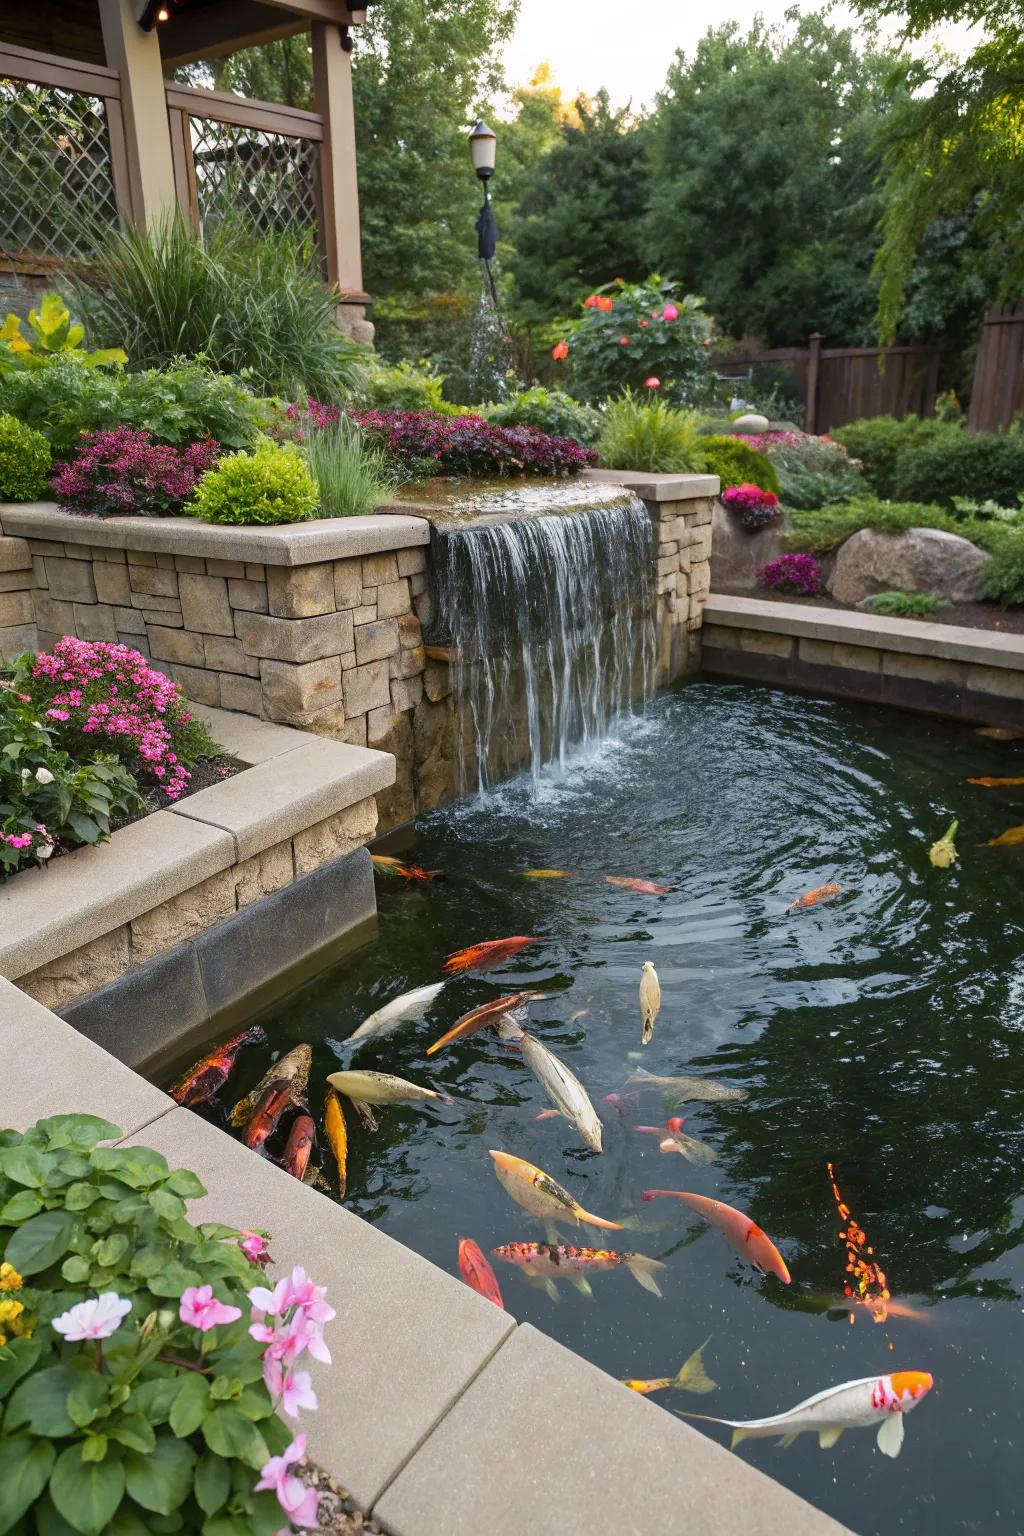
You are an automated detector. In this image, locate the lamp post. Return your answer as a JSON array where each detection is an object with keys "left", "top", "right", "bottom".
[{"left": 469, "top": 120, "right": 498, "bottom": 294}]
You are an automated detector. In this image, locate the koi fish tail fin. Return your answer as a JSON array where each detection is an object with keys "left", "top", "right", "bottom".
[
  {"left": 544, "top": 1279, "right": 560, "bottom": 1303},
  {"left": 642, "top": 1019, "right": 654, "bottom": 1046},
  {"left": 673, "top": 1337, "right": 716, "bottom": 1395},
  {"left": 625, "top": 1255, "right": 667, "bottom": 1297},
  {"left": 576, "top": 1206, "right": 624, "bottom": 1232}
]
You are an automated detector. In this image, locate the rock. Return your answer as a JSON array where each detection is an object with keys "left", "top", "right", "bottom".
[
  {"left": 731, "top": 412, "right": 769, "bottom": 431},
  {"left": 828, "top": 527, "right": 989, "bottom": 606},
  {"left": 710, "top": 502, "right": 785, "bottom": 590}
]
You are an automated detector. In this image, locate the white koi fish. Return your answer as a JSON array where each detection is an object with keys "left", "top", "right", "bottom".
[
  {"left": 346, "top": 981, "right": 446, "bottom": 1044},
  {"left": 519, "top": 1031, "right": 603, "bottom": 1153},
  {"left": 687, "top": 1371, "right": 933, "bottom": 1457},
  {"left": 326, "top": 1069, "right": 451, "bottom": 1106},
  {"left": 639, "top": 962, "right": 661, "bottom": 1046}
]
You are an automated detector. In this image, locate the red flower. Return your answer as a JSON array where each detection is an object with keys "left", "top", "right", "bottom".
[
  {"left": 639, "top": 320, "right": 649, "bottom": 328},
  {"left": 644, "top": 376, "right": 661, "bottom": 389},
  {"left": 597, "top": 296, "right": 614, "bottom": 312},
  {"left": 619, "top": 336, "right": 629, "bottom": 346},
  {"left": 551, "top": 340, "right": 569, "bottom": 361},
  {"left": 583, "top": 295, "right": 599, "bottom": 309}
]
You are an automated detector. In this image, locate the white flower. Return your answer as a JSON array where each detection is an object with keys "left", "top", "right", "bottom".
[
  {"left": 34, "top": 766, "right": 55, "bottom": 785},
  {"left": 52, "top": 1292, "right": 132, "bottom": 1341},
  {"left": 36, "top": 845, "right": 53, "bottom": 861},
  {"left": 20, "top": 768, "right": 29, "bottom": 781}
]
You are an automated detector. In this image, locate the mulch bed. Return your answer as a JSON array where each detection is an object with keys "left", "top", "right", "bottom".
[{"left": 715, "top": 586, "right": 1024, "bottom": 636}]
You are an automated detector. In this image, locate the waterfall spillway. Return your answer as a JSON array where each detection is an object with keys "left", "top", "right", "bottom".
[{"left": 430, "top": 489, "right": 657, "bottom": 794}]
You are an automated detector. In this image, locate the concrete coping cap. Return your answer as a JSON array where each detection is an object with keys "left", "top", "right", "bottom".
[{"left": 583, "top": 468, "right": 721, "bottom": 501}]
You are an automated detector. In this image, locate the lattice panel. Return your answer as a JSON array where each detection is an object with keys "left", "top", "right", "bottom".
[
  {"left": 0, "top": 78, "right": 119, "bottom": 262},
  {"left": 188, "top": 116, "right": 321, "bottom": 243}
]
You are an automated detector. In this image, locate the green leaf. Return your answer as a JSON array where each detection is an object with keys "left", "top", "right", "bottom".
[
  {"left": 201, "top": 1518, "right": 249, "bottom": 1536},
  {"left": 89, "top": 1148, "right": 168, "bottom": 1190},
  {"left": 169, "top": 1373, "right": 209, "bottom": 1437},
  {"left": 0, "top": 1337, "right": 42, "bottom": 1400},
  {"left": 201, "top": 1406, "right": 269, "bottom": 1468},
  {"left": 149, "top": 1190, "right": 186, "bottom": 1223},
  {"left": 248, "top": 1490, "right": 286, "bottom": 1536},
  {"left": 5, "top": 1364, "right": 77, "bottom": 1436},
  {"left": 49, "top": 1442, "right": 125, "bottom": 1536},
  {"left": 193, "top": 1453, "right": 230, "bottom": 1517},
  {"left": 106, "top": 1510, "right": 150, "bottom": 1536},
  {"left": 146, "top": 1258, "right": 202, "bottom": 1299},
  {"left": 130, "top": 1377, "right": 179, "bottom": 1424},
  {"left": 106, "top": 1413, "right": 155, "bottom": 1455},
  {"left": 35, "top": 1116, "right": 120, "bottom": 1154},
  {"left": 93, "top": 1234, "right": 129, "bottom": 1268},
  {"left": 0, "top": 1191, "right": 43, "bottom": 1222},
  {"left": 164, "top": 1169, "right": 206, "bottom": 1200},
  {"left": 33, "top": 1490, "right": 81, "bottom": 1536},
  {"left": 64, "top": 1184, "right": 99, "bottom": 1213},
  {"left": 60, "top": 1257, "right": 91, "bottom": 1284},
  {"left": 67, "top": 1372, "right": 110, "bottom": 1429},
  {"left": 123, "top": 1437, "right": 196, "bottom": 1516},
  {"left": 5, "top": 1209, "right": 74, "bottom": 1276},
  {"left": 81, "top": 1436, "right": 108, "bottom": 1464},
  {"left": 0, "top": 1438, "right": 55, "bottom": 1535},
  {"left": 0, "top": 1147, "right": 51, "bottom": 1188}
]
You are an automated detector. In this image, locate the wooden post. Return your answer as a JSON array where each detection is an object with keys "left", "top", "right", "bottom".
[
  {"left": 98, "top": 0, "right": 177, "bottom": 226},
  {"left": 310, "top": 20, "right": 364, "bottom": 297},
  {"left": 805, "top": 332, "right": 823, "bottom": 435}
]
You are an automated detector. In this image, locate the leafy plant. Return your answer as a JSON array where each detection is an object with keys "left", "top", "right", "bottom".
[
  {"left": 0, "top": 293, "right": 126, "bottom": 372},
  {"left": 782, "top": 496, "right": 956, "bottom": 554},
  {"left": 351, "top": 409, "right": 596, "bottom": 479},
  {"left": 832, "top": 415, "right": 959, "bottom": 499},
  {"left": 744, "top": 431, "right": 862, "bottom": 509},
  {"left": 0, "top": 1112, "right": 331, "bottom": 1535},
  {"left": 484, "top": 387, "right": 602, "bottom": 446},
  {"left": 64, "top": 216, "right": 365, "bottom": 402},
  {"left": 863, "top": 590, "right": 949, "bottom": 617},
  {"left": 552, "top": 277, "right": 714, "bottom": 407},
  {"left": 51, "top": 429, "right": 219, "bottom": 519},
  {"left": 0, "top": 359, "right": 123, "bottom": 458},
  {"left": 114, "top": 362, "right": 270, "bottom": 450},
  {"left": 893, "top": 426, "right": 1024, "bottom": 511},
  {"left": 299, "top": 416, "right": 396, "bottom": 518},
  {"left": 596, "top": 390, "right": 706, "bottom": 472},
  {"left": 186, "top": 440, "right": 319, "bottom": 526},
  {"left": 721, "top": 482, "right": 781, "bottom": 531},
  {"left": 0, "top": 414, "right": 51, "bottom": 501},
  {"left": 353, "top": 358, "right": 450, "bottom": 414},
  {"left": 757, "top": 552, "right": 822, "bottom": 594},
  {"left": 699, "top": 434, "right": 780, "bottom": 495}
]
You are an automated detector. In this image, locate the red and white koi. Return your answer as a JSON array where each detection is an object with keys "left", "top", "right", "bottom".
[
  {"left": 636, "top": 1117, "right": 716, "bottom": 1165},
  {"left": 687, "top": 1371, "right": 934, "bottom": 1457},
  {"left": 642, "top": 1190, "right": 791, "bottom": 1284},
  {"left": 493, "top": 1241, "right": 666, "bottom": 1299}
]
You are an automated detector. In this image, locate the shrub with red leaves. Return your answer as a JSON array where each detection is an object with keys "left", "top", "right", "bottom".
[
  {"left": 51, "top": 428, "right": 219, "bottom": 518},
  {"left": 349, "top": 410, "right": 597, "bottom": 480}
]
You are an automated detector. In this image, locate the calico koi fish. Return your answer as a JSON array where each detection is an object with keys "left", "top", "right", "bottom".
[
  {"left": 442, "top": 937, "right": 540, "bottom": 975},
  {"left": 326, "top": 1069, "right": 451, "bottom": 1107},
  {"left": 323, "top": 1090, "right": 348, "bottom": 1199},
  {"left": 346, "top": 981, "right": 446, "bottom": 1045},
  {"left": 230, "top": 1044, "right": 311, "bottom": 1129},
  {"left": 636, "top": 1118, "right": 717, "bottom": 1165},
  {"left": 371, "top": 854, "right": 440, "bottom": 882},
  {"left": 519, "top": 1030, "right": 603, "bottom": 1152},
  {"left": 788, "top": 883, "right": 842, "bottom": 910},
  {"left": 170, "top": 1025, "right": 266, "bottom": 1108},
  {"left": 639, "top": 961, "right": 661, "bottom": 1046},
  {"left": 623, "top": 1338, "right": 716, "bottom": 1396},
  {"left": 685, "top": 1371, "right": 934, "bottom": 1457},
  {"left": 457, "top": 1238, "right": 504, "bottom": 1309},
  {"left": 489, "top": 1150, "right": 623, "bottom": 1232},
  {"left": 426, "top": 991, "right": 545, "bottom": 1056},
  {"left": 605, "top": 876, "right": 672, "bottom": 895},
  {"left": 493, "top": 1241, "right": 666, "bottom": 1298},
  {"left": 642, "top": 1191, "right": 791, "bottom": 1284},
  {"left": 282, "top": 1115, "right": 315, "bottom": 1180},
  {"left": 625, "top": 1066, "right": 748, "bottom": 1104}
]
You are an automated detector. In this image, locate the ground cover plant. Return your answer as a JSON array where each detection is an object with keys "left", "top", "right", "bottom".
[
  {"left": 484, "top": 387, "right": 601, "bottom": 447},
  {"left": 596, "top": 391, "right": 705, "bottom": 473},
  {"left": 758, "top": 552, "right": 823, "bottom": 594},
  {"left": 0, "top": 1111, "right": 332, "bottom": 1535},
  {"left": 351, "top": 409, "right": 596, "bottom": 479},
  {"left": 863, "top": 591, "right": 949, "bottom": 617},
  {"left": 699, "top": 433, "right": 780, "bottom": 495},
  {"left": 551, "top": 278, "right": 714, "bottom": 407},
  {"left": 743, "top": 431, "right": 863, "bottom": 509},
  {"left": 51, "top": 429, "right": 219, "bottom": 519},
  {"left": 0, "top": 413, "right": 50, "bottom": 501}
]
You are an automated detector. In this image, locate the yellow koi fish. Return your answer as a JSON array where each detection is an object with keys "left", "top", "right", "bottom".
[
  {"left": 488, "top": 1150, "right": 622, "bottom": 1231},
  {"left": 623, "top": 1338, "right": 716, "bottom": 1396}
]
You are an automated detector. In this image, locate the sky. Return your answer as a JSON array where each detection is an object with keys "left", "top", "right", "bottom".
[{"left": 498, "top": 0, "right": 975, "bottom": 109}]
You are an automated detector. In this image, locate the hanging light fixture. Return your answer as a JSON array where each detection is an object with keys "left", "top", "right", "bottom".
[
  {"left": 468, "top": 120, "right": 497, "bottom": 182},
  {"left": 139, "top": 0, "right": 174, "bottom": 29}
]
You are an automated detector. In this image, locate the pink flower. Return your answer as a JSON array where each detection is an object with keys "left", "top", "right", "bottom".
[
  {"left": 53, "top": 1292, "right": 131, "bottom": 1341},
  {"left": 618, "top": 336, "right": 629, "bottom": 346},
  {"left": 256, "top": 1437, "right": 320, "bottom": 1529},
  {"left": 264, "top": 1356, "right": 318, "bottom": 1419},
  {"left": 179, "top": 1284, "right": 242, "bottom": 1333},
  {"left": 644, "top": 377, "right": 661, "bottom": 389},
  {"left": 250, "top": 1267, "right": 335, "bottom": 1330},
  {"left": 4, "top": 833, "right": 33, "bottom": 850},
  {"left": 639, "top": 320, "right": 649, "bottom": 328},
  {"left": 239, "top": 1231, "right": 272, "bottom": 1267},
  {"left": 662, "top": 303, "right": 679, "bottom": 322}
]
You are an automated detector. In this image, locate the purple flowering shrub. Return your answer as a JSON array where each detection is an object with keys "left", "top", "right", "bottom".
[
  {"left": 349, "top": 409, "right": 597, "bottom": 479},
  {"left": 51, "top": 427, "right": 219, "bottom": 518},
  {"left": 757, "top": 552, "right": 823, "bottom": 595}
]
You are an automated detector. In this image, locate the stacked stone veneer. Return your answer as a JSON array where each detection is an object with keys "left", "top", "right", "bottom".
[{"left": 647, "top": 493, "right": 714, "bottom": 682}]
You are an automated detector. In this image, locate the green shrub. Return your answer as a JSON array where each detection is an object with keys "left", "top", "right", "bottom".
[
  {"left": 893, "top": 428, "right": 1024, "bottom": 510},
  {"left": 760, "top": 434, "right": 862, "bottom": 509},
  {"left": 699, "top": 434, "right": 780, "bottom": 495},
  {"left": 863, "top": 591, "right": 949, "bottom": 617},
  {"left": 832, "top": 415, "right": 959, "bottom": 498},
  {"left": 783, "top": 496, "right": 956, "bottom": 553},
  {"left": 66, "top": 215, "right": 365, "bottom": 402},
  {"left": 0, "top": 357, "right": 121, "bottom": 456},
  {"left": 0, "top": 412, "right": 51, "bottom": 500},
  {"left": 597, "top": 390, "right": 706, "bottom": 472},
  {"left": 554, "top": 277, "right": 714, "bottom": 407},
  {"left": 186, "top": 439, "right": 318, "bottom": 525},
  {"left": 354, "top": 358, "right": 448, "bottom": 413},
  {"left": 485, "top": 387, "right": 602, "bottom": 447},
  {"left": 300, "top": 417, "right": 396, "bottom": 518},
  {"left": 977, "top": 524, "right": 1024, "bottom": 607},
  {"left": 115, "top": 360, "right": 270, "bottom": 449}
]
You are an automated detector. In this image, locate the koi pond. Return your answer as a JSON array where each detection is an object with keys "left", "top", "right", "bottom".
[{"left": 164, "top": 679, "right": 1024, "bottom": 1536}]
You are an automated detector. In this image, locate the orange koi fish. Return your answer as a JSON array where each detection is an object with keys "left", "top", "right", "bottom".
[
  {"left": 282, "top": 1115, "right": 315, "bottom": 1180},
  {"left": 966, "top": 776, "right": 1024, "bottom": 787},
  {"left": 986, "top": 824, "right": 1024, "bottom": 846},
  {"left": 788, "top": 883, "right": 842, "bottom": 910},
  {"left": 605, "top": 876, "right": 672, "bottom": 895},
  {"left": 492, "top": 1241, "right": 665, "bottom": 1298},
  {"left": 489, "top": 1151, "right": 623, "bottom": 1231},
  {"left": 230, "top": 1045, "right": 311, "bottom": 1128},
  {"left": 425, "top": 991, "right": 545, "bottom": 1056},
  {"left": 524, "top": 869, "right": 575, "bottom": 879},
  {"left": 244, "top": 1080, "right": 293, "bottom": 1151},
  {"left": 635, "top": 1118, "right": 716, "bottom": 1165},
  {"left": 642, "top": 1190, "right": 791, "bottom": 1284},
  {"left": 170, "top": 1026, "right": 266, "bottom": 1108},
  {"left": 442, "top": 936, "right": 540, "bottom": 975},
  {"left": 323, "top": 1090, "right": 348, "bottom": 1199},
  {"left": 457, "top": 1238, "right": 504, "bottom": 1309},
  {"left": 371, "top": 854, "right": 440, "bottom": 882},
  {"left": 623, "top": 1339, "right": 716, "bottom": 1396},
  {"left": 827, "top": 1162, "right": 890, "bottom": 1323},
  {"left": 975, "top": 726, "right": 1024, "bottom": 741}
]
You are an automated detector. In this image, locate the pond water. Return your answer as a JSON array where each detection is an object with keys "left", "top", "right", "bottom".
[{"left": 166, "top": 680, "right": 1024, "bottom": 1535}]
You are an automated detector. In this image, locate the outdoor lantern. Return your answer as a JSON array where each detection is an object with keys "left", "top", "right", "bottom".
[{"left": 468, "top": 120, "right": 497, "bottom": 182}]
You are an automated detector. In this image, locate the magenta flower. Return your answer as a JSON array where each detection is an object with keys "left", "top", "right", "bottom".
[
  {"left": 662, "top": 303, "right": 679, "bottom": 322},
  {"left": 256, "top": 1436, "right": 320, "bottom": 1529},
  {"left": 52, "top": 1293, "right": 132, "bottom": 1341},
  {"left": 239, "top": 1231, "right": 272, "bottom": 1267},
  {"left": 179, "top": 1284, "right": 243, "bottom": 1332}
]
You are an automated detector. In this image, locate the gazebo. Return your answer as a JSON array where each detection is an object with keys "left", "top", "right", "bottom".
[{"left": 0, "top": 0, "right": 371, "bottom": 339}]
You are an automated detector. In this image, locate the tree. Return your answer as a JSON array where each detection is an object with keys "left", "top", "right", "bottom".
[{"left": 645, "top": 14, "right": 900, "bottom": 347}]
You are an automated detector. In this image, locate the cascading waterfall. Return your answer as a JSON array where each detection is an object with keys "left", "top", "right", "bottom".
[{"left": 430, "top": 491, "right": 657, "bottom": 794}]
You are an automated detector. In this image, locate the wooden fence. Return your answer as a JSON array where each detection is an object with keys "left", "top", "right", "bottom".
[
  {"left": 968, "top": 309, "right": 1024, "bottom": 432},
  {"left": 716, "top": 333, "right": 941, "bottom": 434}
]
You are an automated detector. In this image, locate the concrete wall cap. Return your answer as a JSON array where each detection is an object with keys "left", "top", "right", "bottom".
[
  {"left": 583, "top": 468, "right": 721, "bottom": 501},
  {"left": 1, "top": 504, "right": 430, "bottom": 566},
  {"left": 191, "top": 704, "right": 313, "bottom": 764}
]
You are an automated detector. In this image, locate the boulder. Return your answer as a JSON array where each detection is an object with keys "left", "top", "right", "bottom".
[
  {"left": 828, "top": 527, "right": 989, "bottom": 606},
  {"left": 731, "top": 412, "right": 770, "bottom": 431},
  {"left": 710, "top": 501, "right": 785, "bottom": 590}
]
